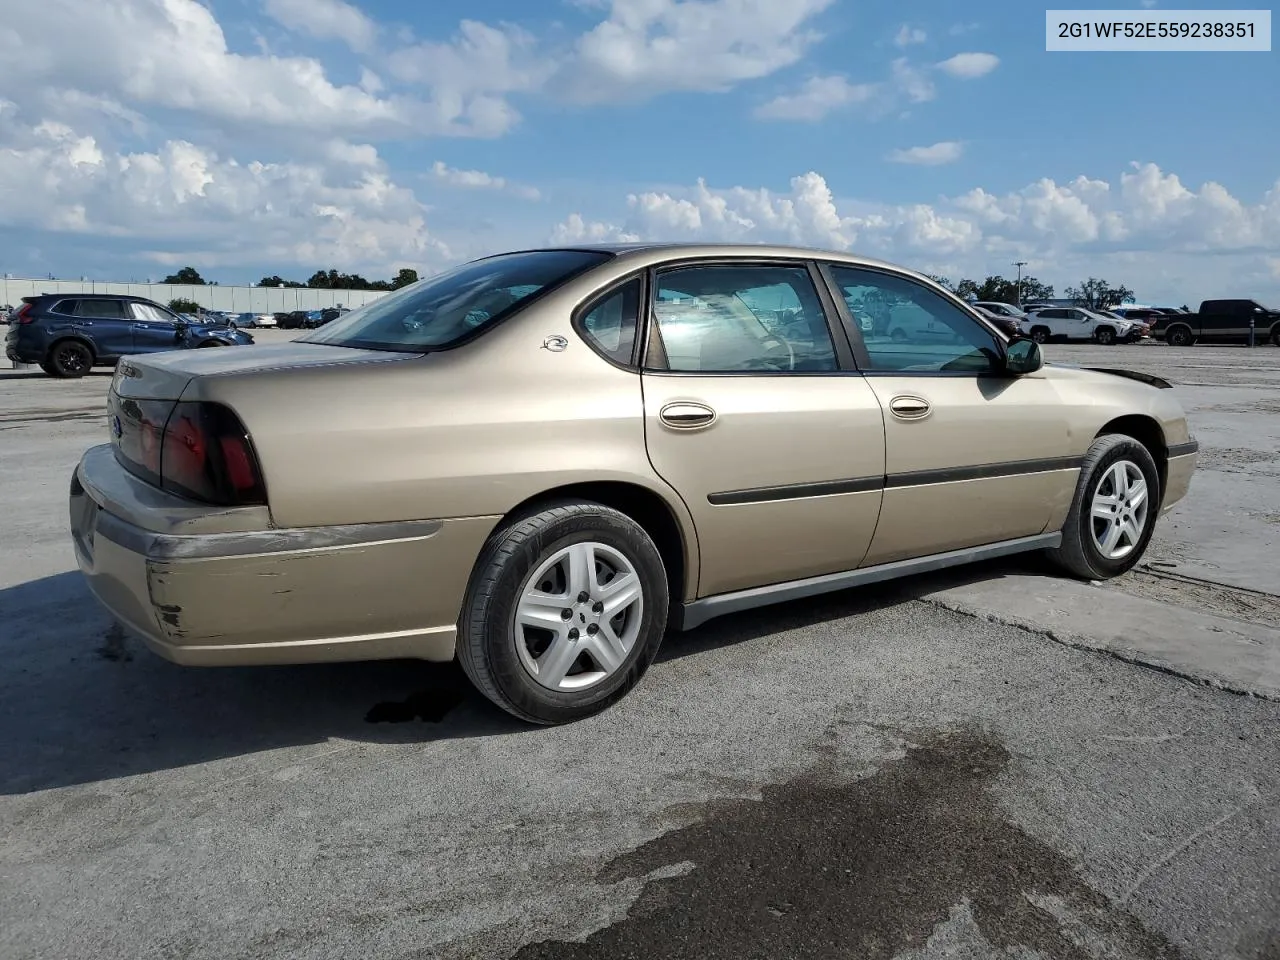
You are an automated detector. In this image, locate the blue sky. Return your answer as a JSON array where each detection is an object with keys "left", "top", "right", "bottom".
[{"left": 0, "top": 0, "right": 1276, "bottom": 303}]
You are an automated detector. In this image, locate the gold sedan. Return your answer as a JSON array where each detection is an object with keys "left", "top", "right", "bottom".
[{"left": 70, "top": 244, "right": 1197, "bottom": 724}]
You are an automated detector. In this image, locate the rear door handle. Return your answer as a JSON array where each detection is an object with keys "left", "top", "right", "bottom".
[
  {"left": 659, "top": 401, "right": 716, "bottom": 429},
  {"left": 888, "top": 395, "right": 931, "bottom": 421}
]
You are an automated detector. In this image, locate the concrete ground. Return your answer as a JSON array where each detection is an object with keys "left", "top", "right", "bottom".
[{"left": 1, "top": 339, "right": 1277, "bottom": 960}]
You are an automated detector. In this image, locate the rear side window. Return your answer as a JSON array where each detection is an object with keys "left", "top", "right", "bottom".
[
  {"left": 300, "top": 249, "right": 612, "bottom": 352},
  {"left": 651, "top": 264, "right": 838, "bottom": 373},
  {"left": 577, "top": 279, "right": 640, "bottom": 365},
  {"left": 75, "top": 299, "right": 128, "bottom": 319},
  {"left": 50, "top": 300, "right": 78, "bottom": 316}
]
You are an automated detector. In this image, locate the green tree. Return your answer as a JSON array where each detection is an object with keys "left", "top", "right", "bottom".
[
  {"left": 1018, "top": 277, "right": 1054, "bottom": 303},
  {"left": 163, "top": 267, "right": 205, "bottom": 285},
  {"left": 390, "top": 268, "right": 420, "bottom": 290},
  {"left": 168, "top": 298, "right": 201, "bottom": 313},
  {"left": 954, "top": 279, "right": 981, "bottom": 300},
  {"left": 1065, "top": 278, "right": 1135, "bottom": 310},
  {"left": 923, "top": 274, "right": 954, "bottom": 292}
]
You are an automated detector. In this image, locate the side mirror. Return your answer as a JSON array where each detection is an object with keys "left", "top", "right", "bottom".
[{"left": 1004, "top": 336, "right": 1043, "bottom": 375}]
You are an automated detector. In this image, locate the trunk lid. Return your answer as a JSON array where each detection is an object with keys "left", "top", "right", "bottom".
[{"left": 110, "top": 342, "right": 417, "bottom": 400}]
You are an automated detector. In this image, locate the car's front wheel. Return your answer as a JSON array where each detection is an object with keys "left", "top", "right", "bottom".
[
  {"left": 457, "top": 500, "right": 669, "bottom": 725},
  {"left": 1166, "top": 324, "right": 1194, "bottom": 347},
  {"left": 1029, "top": 326, "right": 1050, "bottom": 344},
  {"left": 1046, "top": 434, "right": 1161, "bottom": 581},
  {"left": 1095, "top": 327, "right": 1116, "bottom": 345}
]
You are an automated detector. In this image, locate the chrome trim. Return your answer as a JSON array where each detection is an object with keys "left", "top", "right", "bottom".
[{"left": 675, "top": 532, "right": 1063, "bottom": 630}]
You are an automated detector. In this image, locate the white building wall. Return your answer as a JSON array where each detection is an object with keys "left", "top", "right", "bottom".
[{"left": 0, "top": 278, "right": 391, "bottom": 313}]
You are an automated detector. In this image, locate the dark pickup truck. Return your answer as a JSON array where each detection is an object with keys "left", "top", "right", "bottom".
[{"left": 1155, "top": 299, "right": 1280, "bottom": 347}]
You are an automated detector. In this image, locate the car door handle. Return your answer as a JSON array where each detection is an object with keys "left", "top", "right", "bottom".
[
  {"left": 659, "top": 401, "right": 717, "bottom": 429},
  {"left": 888, "top": 395, "right": 931, "bottom": 420}
]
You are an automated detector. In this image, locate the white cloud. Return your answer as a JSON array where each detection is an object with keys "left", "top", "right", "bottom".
[
  {"left": 755, "top": 56, "right": 938, "bottom": 122},
  {"left": 429, "top": 161, "right": 541, "bottom": 200},
  {"left": 263, "top": 0, "right": 378, "bottom": 54},
  {"left": 548, "top": 165, "right": 1280, "bottom": 302},
  {"left": 937, "top": 52, "right": 1000, "bottom": 79},
  {"left": 0, "top": 114, "right": 449, "bottom": 273},
  {"left": 887, "top": 141, "right": 965, "bottom": 166},
  {"left": 891, "top": 57, "right": 937, "bottom": 102},
  {"left": 3, "top": 0, "right": 535, "bottom": 140},
  {"left": 894, "top": 25, "right": 927, "bottom": 47},
  {"left": 754, "top": 76, "right": 878, "bottom": 121},
  {"left": 550, "top": 213, "right": 639, "bottom": 244},
  {"left": 558, "top": 0, "right": 836, "bottom": 101}
]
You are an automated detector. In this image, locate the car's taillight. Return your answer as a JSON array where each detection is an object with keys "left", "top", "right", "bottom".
[
  {"left": 15, "top": 304, "right": 34, "bottom": 324},
  {"left": 159, "top": 402, "right": 267, "bottom": 506}
]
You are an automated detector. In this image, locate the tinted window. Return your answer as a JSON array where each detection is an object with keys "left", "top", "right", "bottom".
[
  {"left": 828, "top": 265, "right": 1000, "bottom": 374},
  {"left": 299, "top": 250, "right": 610, "bottom": 352},
  {"left": 75, "top": 299, "right": 128, "bottom": 319},
  {"left": 651, "top": 264, "right": 837, "bottom": 373},
  {"left": 578, "top": 279, "right": 640, "bottom": 365},
  {"left": 50, "top": 300, "right": 78, "bottom": 316}
]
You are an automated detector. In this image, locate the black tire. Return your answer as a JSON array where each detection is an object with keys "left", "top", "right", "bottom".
[
  {"left": 38, "top": 359, "right": 58, "bottom": 377},
  {"left": 1030, "top": 326, "right": 1050, "bottom": 344},
  {"left": 1166, "top": 324, "right": 1194, "bottom": 347},
  {"left": 1046, "top": 434, "right": 1161, "bottom": 581},
  {"left": 1270, "top": 325, "right": 1280, "bottom": 347},
  {"left": 196, "top": 339, "right": 227, "bottom": 348},
  {"left": 48, "top": 339, "right": 93, "bottom": 378},
  {"left": 1094, "top": 326, "right": 1116, "bottom": 345},
  {"left": 457, "top": 500, "right": 669, "bottom": 725}
]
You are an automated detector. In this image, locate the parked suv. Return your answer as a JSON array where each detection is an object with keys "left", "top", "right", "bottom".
[
  {"left": 1022, "top": 307, "right": 1144, "bottom": 345},
  {"left": 5, "top": 294, "right": 254, "bottom": 377}
]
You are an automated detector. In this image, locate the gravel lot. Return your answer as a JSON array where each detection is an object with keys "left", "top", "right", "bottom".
[{"left": 1, "top": 338, "right": 1278, "bottom": 960}]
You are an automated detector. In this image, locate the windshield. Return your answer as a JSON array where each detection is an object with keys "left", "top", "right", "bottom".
[{"left": 299, "top": 249, "right": 611, "bottom": 352}]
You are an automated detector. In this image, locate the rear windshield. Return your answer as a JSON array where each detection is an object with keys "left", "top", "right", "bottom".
[{"left": 299, "top": 249, "right": 611, "bottom": 352}]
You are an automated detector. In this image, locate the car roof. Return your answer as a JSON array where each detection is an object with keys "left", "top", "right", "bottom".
[
  {"left": 500, "top": 242, "right": 946, "bottom": 282},
  {"left": 29, "top": 292, "right": 166, "bottom": 305}
]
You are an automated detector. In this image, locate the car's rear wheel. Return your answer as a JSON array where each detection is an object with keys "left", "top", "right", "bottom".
[
  {"left": 1270, "top": 325, "right": 1280, "bottom": 347},
  {"left": 1046, "top": 434, "right": 1161, "bottom": 581},
  {"left": 48, "top": 340, "right": 93, "bottom": 378},
  {"left": 1166, "top": 324, "right": 1194, "bottom": 347},
  {"left": 457, "top": 500, "right": 669, "bottom": 725},
  {"left": 1029, "top": 326, "right": 1050, "bottom": 344}
]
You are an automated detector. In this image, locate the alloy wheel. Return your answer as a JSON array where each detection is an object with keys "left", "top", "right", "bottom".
[
  {"left": 513, "top": 541, "right": 644, "bottom": 692},
  {"left": 1090, "top": 460, "right": 1150, "bottom": 560},
  {"left": 56, "top": 345, "right": 88, "bottom": 374}
]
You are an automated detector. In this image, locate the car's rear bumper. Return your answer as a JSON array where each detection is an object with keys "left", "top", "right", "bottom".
[
  {"left": 70, "top": 445, "right": 499, "bottom": 666},
  {"left": 1161, "top": 441, "right": 1198, "bottom": 515}
]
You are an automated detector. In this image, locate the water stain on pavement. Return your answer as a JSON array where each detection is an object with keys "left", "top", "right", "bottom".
[{"left": 511, "top": 730, "right": 1186, "bottom": 960}]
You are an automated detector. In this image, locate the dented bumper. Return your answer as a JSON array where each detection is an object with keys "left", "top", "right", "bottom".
[{"left": 70, "top": 445, "right": 498, "bottom": 666}]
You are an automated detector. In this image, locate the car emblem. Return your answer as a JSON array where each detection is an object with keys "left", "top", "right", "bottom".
[
  {"left": 111, "top": 415, "right": 123, "bottom": 439},
  {"left": 542, "top": 335, "right": 569, "bottom": 352}
]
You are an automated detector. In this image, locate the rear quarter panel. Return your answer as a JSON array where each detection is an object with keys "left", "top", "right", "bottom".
[{"left": 181, "top": 289, "right": 697, "bottom": 573}]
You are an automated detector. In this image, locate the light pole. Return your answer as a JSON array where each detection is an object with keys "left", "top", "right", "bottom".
[{"left": 1013, "top": 261, "right": 1028, "bottom": 307}]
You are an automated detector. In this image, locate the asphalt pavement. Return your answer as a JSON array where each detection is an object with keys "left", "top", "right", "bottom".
[{"left": 1, "top": 340, "right": 1277, "bottom": 960}]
